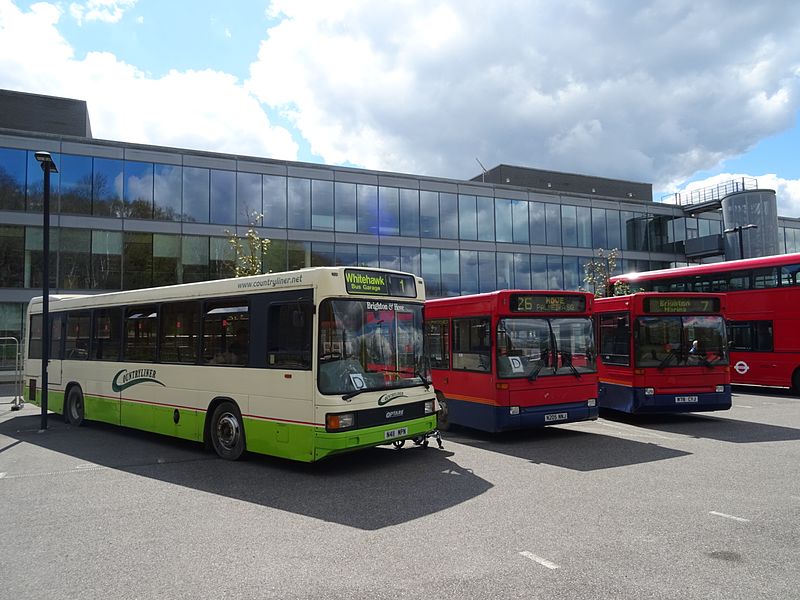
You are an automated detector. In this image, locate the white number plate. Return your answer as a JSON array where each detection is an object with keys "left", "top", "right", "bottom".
[
  {"left": 384, "top": 427, "right": 408, "bottom": 440},
  {"left": 544, "top": 412, "right": 568, "bottom": 422},
  {"left": 675, "top": 395, "right": 699, "bottom": 403}
]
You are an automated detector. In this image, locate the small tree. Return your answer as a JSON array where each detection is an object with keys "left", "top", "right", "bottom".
[
  {"left": 225, "top": 212, "right": 271, "bottom": 277},
  {"left": 582, "top": 247, "right": 619, "bottom": 297}
]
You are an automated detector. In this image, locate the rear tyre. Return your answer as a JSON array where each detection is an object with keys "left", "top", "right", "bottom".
[
  {"left": 436, "top": 394, "right": 450, "bottom": 431},
  {"left": 210, "top": 402, "right": 246, "bottom": 460},
  {"left": 65, "top": 386, "right": 85, "bottom": 426}
]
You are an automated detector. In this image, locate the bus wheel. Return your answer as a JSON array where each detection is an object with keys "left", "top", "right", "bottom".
[
  {"left": 392, "top": 440, "right": 405, "bottom": 449},
  {"left": 66, "top": 386, "right": 85, "bottom": 426},
  {"left": 210, "top": 402, "right": 246, "bottom": 461},
  {"left": 437, "top": 395, "right": 450, "bottom": 431}
]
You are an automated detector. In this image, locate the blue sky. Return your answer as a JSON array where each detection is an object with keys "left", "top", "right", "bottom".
[{"left": 2, "top": 0, "right": 800, "bottom": 217}]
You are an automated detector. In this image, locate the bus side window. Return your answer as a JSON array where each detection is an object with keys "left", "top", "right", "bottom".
[
  {"left": 424, "top": 319, "right": 450, "bottom": 369},
  {"left": 266, "top": 303, "right": 311, "bottom": 370},
  {"left": 452, "top": 317, "right": 490, "bottom": 372},
  {"left": 65, "top": 311, "right": 90, "bottom": 360}
]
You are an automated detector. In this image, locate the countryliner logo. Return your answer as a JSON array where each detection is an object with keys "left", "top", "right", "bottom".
[
  {"left": 112, "top": 368, "right": 166, "bottom": 392},
  {"left": 377, "top": 391, "right": 407, "bottom": 406}
]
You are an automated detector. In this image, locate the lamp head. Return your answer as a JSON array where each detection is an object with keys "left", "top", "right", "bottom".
[{"left": 34, "top": 151, "right": 58, "bottom": 173}]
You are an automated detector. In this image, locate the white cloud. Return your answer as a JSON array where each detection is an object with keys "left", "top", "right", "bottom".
[
  {"left": 671, "top": 172, "right": 800, "bottom": 218},
  {"left": 0, "top": 1, "right": 298, "bottom": 160},
  {"left": 69, "top": 0, "right": 137, "bottom": 25},
  {"left": 248, "top": 0, "right": 800, "bottom": 186}
]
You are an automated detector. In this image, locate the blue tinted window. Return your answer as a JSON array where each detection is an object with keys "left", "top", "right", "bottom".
[
  {"left": 478, "top": 252, "right": 496, "bottom": 292},
  {"left": 563, "top": 256, "right": 580, "bottom": 290},
  {"left": 357, "top": 185, "right": 378, "bottom": 234},
  {"left": 358, "top": 244, "right": 379, "bottom": 267},
  {"left": 512, "top": 200, "right": 529, "bottom": 243},
  {"left": 236, "top": 172, "right": 262, "bottom": 225},
  {"left": 312, "top": 179, "right": 334, "bottom": 231},
  {"left": 441, "top": 249, "right": 460, "bottom": 296},
  {"left": 400, "top": 247, "right": 420, "bottom": 275},
  {"left": 460, "top": 250, "right": 478, "bottom": 294},
  {"left": 334, "top": 182, "right": 356, "bottom": 232},
  {"left": 378, "top": 187, "right": 399, "bottom": 236},
  {"left": 458, "top": 195, "right": 477, "bottom": 241},
  {"left": 420, "top": 191, "right": 439, "bottom": 238},
  {"left": 287, "top": 240, "right": 310, "bottom": 270},
  {"left": 531, "top": 255, "right": 547, "bottom": 288},
  {"left": 379, "top": 245, "right": 400, "bottom": 270},
  {"left": 577, "top": 206, "right": 592, "bottom": 248},
  {"left": 124, "top": 161, "right": 154, "bottom": 219},
  {"left": 210, "top": 170, "right": 236, "bottom": 225},
  {"left": 496, "top": 252, "right": 513, "bottom": 289},
  {"left": 0, "top": 147, "right": 27, "bottom": 210},
  {"left": 592, "top": 208, "right": 607, "bottom": 248},
  {"left": 59, "top": 154, "right": 92, "bottom": 215},
  {"left": 513, "top": 253, "right": 531, "bottom": 288},
  {"left": 154, "top": 164, "right": 182, "bottom": 221},
  {"left": 495, "top": 199, "right": 512, "bottom": 243},
  {"left": 477, "top": 196, "right": 495, "bottom": 241},
  {"left": 421, "top": 248, "right": 441, "bottom": 297},
  {"left": 545, "top": 204, "right": 561, "bottom": 246},
  {"left": 561, "top": 205, "right": 577, "bottom": 247},
  {"left": 529, "top": 201, "right": 545, "bottom": 245},
  {"left": 335, "top": 243, "right": 358, "bottom": 266},
  {"left": 399, "top": 189, "right": 419, "bottom": 237},
  {"left": 439, "top": 193, "right": 458, "bottom": 239},
  {"left": 311, "top": 242, "right": 334, "bottom": 267},
  {"left": 181, "top": 167, "right": 209, "bottom": 223},
  {"left": 263, "top": 175, "right": 286, "bottom": 228},
  {"left": 607, "top": 210, "right": 621, "bottom": 249},
  {"left": 288, "top": 178, "right": 311, "bottom": 229},
  {"left": 547, "top": 255, "right": 564, "bottom": 289}
]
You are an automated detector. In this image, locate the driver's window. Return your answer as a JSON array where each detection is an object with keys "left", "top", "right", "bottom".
[{"left": 267, "top": 302, "right": 312, "bottom": 370}]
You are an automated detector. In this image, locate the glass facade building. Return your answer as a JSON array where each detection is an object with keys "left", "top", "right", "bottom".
[{"left": 1, "top": 90, "right": 800, "bottom": 373}]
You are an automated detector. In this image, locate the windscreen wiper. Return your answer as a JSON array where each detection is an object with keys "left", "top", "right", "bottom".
[
  {"left": 527, "top": 364, "right": 543, "bottom": 382},
  {"left": 566, "top": 362, "right": 581, "bottom": 379},
  {"left": 342, "top": 387, "right": 375, "bottom": 401}
]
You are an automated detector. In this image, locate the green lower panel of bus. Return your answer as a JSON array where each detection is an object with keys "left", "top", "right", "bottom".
[
  {"left": 244, "top": 415, "right": 438, "bottom": 462},
  {"left": 24, "top": 387, "right": 65, "bottom": 414},
  {"left": 25, "top": 387, "right": 437, "bottom": 463}
]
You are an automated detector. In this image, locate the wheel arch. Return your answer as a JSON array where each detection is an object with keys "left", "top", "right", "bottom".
[
  {"left": 63, "top": 381, "right": 83, "bottom": 422},
  {"left": 203, "top": 396, "right": 243, "bottom": 449}
]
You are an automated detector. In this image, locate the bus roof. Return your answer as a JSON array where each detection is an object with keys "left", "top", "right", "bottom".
[
  {"left": 610, "top": 252, "right": 800, "bottom": 283},
  {"left": 26, "top": 266, "right": 425, "bottom": 312},
  {"left": 425, "top": 289, "right": 590, "bottom": 306}
]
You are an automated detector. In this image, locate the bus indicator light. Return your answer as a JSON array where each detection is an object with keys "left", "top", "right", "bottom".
[
  {"left": 644, "top": 387, "right": 655, "bottom": 396},
  {"left": 509, "top": 406, "right": 520, "bottom": 415},
  {"left": 587, "top": 398, "right": 596, "bottom": 407}
]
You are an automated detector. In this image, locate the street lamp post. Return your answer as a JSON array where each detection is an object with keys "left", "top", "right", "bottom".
[
  {"left": 34, "top": 151, "right": 58, "bottom": 431},
  {"left": 723, "top": 224, "right": 758, "bottom": 260}
]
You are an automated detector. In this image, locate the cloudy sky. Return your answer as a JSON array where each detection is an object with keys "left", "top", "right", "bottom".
[{"left": 2, "top": 0, "right": 799, "bottom": 217}]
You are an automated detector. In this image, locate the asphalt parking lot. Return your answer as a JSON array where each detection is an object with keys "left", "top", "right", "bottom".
[{"left": 1, "top": 386, "right": 798, "bottom": 600}]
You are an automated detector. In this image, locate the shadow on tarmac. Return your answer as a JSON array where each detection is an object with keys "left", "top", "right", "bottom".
[
  {"left": 0, "top": 412, "right": 492, "bottom": 531},
  {"left": 599, "top": 408, "right": 800, "bottom": 444},
  {"left": 442, "top": 424, "right": 691, "bottom": 471}
]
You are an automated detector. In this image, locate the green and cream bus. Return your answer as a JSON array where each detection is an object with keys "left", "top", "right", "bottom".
[{"left": 24, "top": 267, "right": 438, "bottom": 462}]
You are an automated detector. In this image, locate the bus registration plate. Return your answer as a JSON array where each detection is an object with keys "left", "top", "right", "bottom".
[
  {"left": 544, "top": 412, "right": 568, "bottom": 422},
  {"left": 675, "top": 396, "right": 699, "bottom": 403},
  {"left": 384, "top": 427, "right": 408, "bottom": 440}
]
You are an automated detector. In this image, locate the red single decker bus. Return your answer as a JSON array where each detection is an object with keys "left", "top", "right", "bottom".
[
  {"left": 609, "top": 253, "right": 800, "bottom": 393},
  {"left": 594, "top": 293, "right": 731, "bottom": 413},
  {"left": 424, "top": 291, "right": 598, "bottom": 432}
]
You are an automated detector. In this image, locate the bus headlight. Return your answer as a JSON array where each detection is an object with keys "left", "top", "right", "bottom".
[
  {"left": 326, "top": 412, "right": 354, "bottom": 431},
  {"left": 715, "top": 385, "right": 725, "bottom": 393},
  {"left": 510, "top": 406, "right": 520, "bottom": 415},
  {"left": 587, "top": 398, "right": 596, "bottom": 407},
  {"left": 424, "top": 400, "right": 435, "bottom": 414},
  {"left": 644, "top": 387, "right": 655, "bottom": 396}
]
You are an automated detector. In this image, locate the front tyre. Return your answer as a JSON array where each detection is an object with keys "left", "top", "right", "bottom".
[
  {"left": 66, "top": 386, "right": 85, "bottom": 426},
  {"left": 210, "top": 402, "right": 246, "bottom": 460}
]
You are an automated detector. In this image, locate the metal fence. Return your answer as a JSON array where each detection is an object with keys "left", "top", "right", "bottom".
[{"left": 662, "top": 177, "right": 759, "bottom": 206}]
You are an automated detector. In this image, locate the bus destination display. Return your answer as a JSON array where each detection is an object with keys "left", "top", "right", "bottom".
[
  {"left": 510, "top": 294, "right": 586, "bottom": 313},
  {"left": 344, "top": 269, "right": 417, "bottom": 298},
  {"left": 643, "top": 297, "right": 720, "bottom": 314}
]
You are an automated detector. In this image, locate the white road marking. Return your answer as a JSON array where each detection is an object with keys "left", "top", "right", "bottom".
[
  {"left": 519, "top": 551, "right": 560, "bottom": 569},
  {"left": 709, "top": 511, "right": 750, "bottom": 522},
  {"left": 736, "top": 405, "right": 753, "bottom": 409},
  {"left": 75, "top": 463, "right": 97, "bottom": 469},
  {"left": 0, "top": 472, "right": 6, "bottom": 479}
]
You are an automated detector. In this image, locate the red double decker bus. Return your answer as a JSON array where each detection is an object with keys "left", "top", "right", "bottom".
[
  {"left": 424, "top": 291, "right": 598, "bottom": 432},
  {"left": 594, "top": 293, "right": 731, "bottom": 413},
  {"left": 609, "top": 253, "right": 800, "bottom": 393}
]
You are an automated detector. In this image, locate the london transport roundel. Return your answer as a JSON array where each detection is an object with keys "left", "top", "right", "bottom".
[{"left": 734, "top": 361, "right": 750, "bottom": 375}]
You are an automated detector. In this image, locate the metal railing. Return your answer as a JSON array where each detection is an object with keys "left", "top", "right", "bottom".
[
  {"left": 0, "top": 337, "right": 24, "bottom": 410},
  {"left": 662, "top": 177, "right": 759, "bottom": 206}
]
